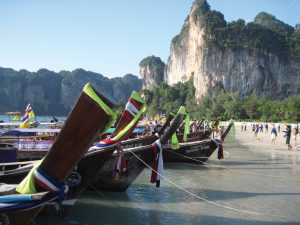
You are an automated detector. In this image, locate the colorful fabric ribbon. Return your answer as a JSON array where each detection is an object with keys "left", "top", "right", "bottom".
[
  {"left": 94, "top": 91, "right": 146, "bottom": 148},
  {"left": 150, "top": 139, "right": 164, "bottom": 187},
  {"left": 16, "top": 160, "right": 66, "bottom": 202},
  {"left": 112, "top": 146, "right": 127, "bottom": 180}
]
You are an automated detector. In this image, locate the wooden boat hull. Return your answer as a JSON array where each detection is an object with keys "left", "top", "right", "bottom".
[
  {"left": 0, "top": 83, "right": 116, "bottom": 225},
  {"left": 163, "top": 139, "right": 217, "bottom": 163},
  {"left": 38, "top": 91, "right": 147, "bottom": 216},
  {"left": 163, "top": 121, "right": 233, "bottom": 164},
  {"left": 91, "top": 110, "right": 185, "bottom": 192},
  {"left": 176, "top": 129, "right": 212, "bottom": 142},
  {"left": 91, "top": 146, "right": 154, "bottom": 192}
]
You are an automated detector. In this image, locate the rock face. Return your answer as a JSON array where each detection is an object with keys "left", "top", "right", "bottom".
[
  {"left": 139, "top": 56, "right": 165, "bottom": 90},
  {"left": 0, "top": 67, "right": 142, "bottom": 115},
  {"left": 164, "top": 0, "right": 300, "bottom": 101}
]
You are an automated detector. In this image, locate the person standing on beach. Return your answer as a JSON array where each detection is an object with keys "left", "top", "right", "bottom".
[
  {"left": 292, "top": 127, "right": 297, "bottom": 146},
  {"left": 271, "top": 125, "right": 277, "bottom": 144},
  {"left": 285, "top": 125, "right": 292, "bottom": 150},
  {"left": 255, "top": 124, "right": 259, "bottom": 137}
]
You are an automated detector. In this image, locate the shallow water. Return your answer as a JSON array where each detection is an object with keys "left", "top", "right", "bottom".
[{"left": 36, "top": 130, "right": 300, "bottom": 225}]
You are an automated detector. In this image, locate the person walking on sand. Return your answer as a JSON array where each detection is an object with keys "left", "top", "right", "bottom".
[
  {"left": 270, "top": 125, "right": 277, "bottom": 144},
  {"left": 285, "top": 125, "right": 292, "bottom": 150},
  {"left": 292, "top": 127, "right": 297, "bottom": 146}
]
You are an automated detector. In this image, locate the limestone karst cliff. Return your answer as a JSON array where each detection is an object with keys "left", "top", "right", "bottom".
[
  {"left": 163, "top": 0, "right": 300, "bottom": 101},
  {"left": 139, "top": 56, "right": 165, "bottom": 91},
  {"left": 0, "top": 67, "right": 142, "bottom": 115}
]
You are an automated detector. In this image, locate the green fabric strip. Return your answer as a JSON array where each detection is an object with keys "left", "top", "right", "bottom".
[
  {"left": 101, "top": 113, "right": 117, "bottom": 136},
  {"left": 170, "top": 112, "right": 176, "bottom": 117},
  {"left": 175, "top": 106, "right": 190, "bottom": 142},
  {"left": 83, "top": 83, "right": 117, "bottom": 135},
  {"left": 131, "top": 91, "right": 146, "bottom": 105},
  {"left": 178, "top": 106, "right": 187, "bottom": 115},
  {"left": 183, "top": 114, "right": 190, "bottom": 142},
  {"left": 171, "top": 132, "right": 180, "bottom": 150},
  {"left": 111, "top": 92, "right": 146, "bottom": 140},
  {"left": 16, "top": 160, "right": 42, "bottom": 194},
  {"left": 83, "top": 83, "right": 116, "bottom": 117}
]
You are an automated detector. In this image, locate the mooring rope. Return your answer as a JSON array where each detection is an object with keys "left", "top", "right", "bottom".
[
  {"left": 89, "top": 184, "right": 122, "bottom": 208},
  {"left": 164, "top": 149, "right": 300, "bottom": 181},
  {"left": 129, "top": 150, "right": 287, "bottom": 218}
]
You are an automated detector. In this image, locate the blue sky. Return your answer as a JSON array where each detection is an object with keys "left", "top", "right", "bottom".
[{"left": 0, "top": 0, "right": 299, "bottom": 78}]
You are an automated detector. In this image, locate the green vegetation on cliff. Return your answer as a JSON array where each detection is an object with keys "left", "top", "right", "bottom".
[
  {"left": 173, "top": 0, "right": 300, "bottom": 60},
  {"left": 145, "top": 81, "right": 300, "bottom": 122}
]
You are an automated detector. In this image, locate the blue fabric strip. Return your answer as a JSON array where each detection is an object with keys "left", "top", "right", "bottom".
[
  {"left": 0, "top": 192, "right": 58, "bottom": 212},
  {"left": 0, "top": 194, "right": 32, "bottom": 203}
]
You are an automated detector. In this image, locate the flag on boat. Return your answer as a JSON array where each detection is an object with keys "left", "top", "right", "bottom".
[
  {"left": 29, "top": 110, "right": 35, "bottom": 119},
  {"left": 20, "top": 103, "right": 35, "bottom": 128},
  {"left": 13, "top": 115, "right": 20, "bottom": 121}
]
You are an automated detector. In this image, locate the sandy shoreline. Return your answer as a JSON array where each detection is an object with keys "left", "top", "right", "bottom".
[{"left": 226, "top": 123, "right": 300, "bottom": 156}]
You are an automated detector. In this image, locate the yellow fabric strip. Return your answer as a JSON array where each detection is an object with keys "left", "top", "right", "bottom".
[
  {"left": 171, "top": 132, "right": 180, "bottom": 150},
  {"left": 83, "top": 83, "right": 117, "bottom": 134},
  {"left": 16, "top": 160, "right": 42, "bottom": 194},
  {"left": 83, "top": 83, "right": 116, "bottom": 117},
  {"left": 112, "top": 95, "right": 146, "bottom": 140}
]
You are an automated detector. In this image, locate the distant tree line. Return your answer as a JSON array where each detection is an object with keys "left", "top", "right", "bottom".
[{"left": 144, "top": 80, "right": 300, "bottom": 123}]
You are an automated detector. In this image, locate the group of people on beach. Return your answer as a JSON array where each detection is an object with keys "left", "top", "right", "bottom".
[{"left": 241, "top": 122, "right": 299, "bottom": 150}]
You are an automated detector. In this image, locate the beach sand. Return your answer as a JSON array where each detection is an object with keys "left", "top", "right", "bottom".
[{"left": 231, "top": 123, "right": 300, "bottom": 155}]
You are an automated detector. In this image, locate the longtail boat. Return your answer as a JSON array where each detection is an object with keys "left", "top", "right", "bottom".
[
  {"left": 91, "top": 107, "right": 186, "bottom": 192},
  {"left": 0, "top": 107, "right": 173, "bottom": 184},
  {"left": 39, "top": 91, "right": 147, "bottom": 216},
  {"left": 175, "top": 117, "right": 219, "bottom": 143},
  {"left": 39, "top": 100, "right": 176, "bottom": 216},
  {"left": 0, "top": 128, "right": 60, "bottom": 163},
  {"left": 162, "top": 120, "right": 234, "bottom": 164},
  {"left": 0, "top": 83, "right": 117, "bottom": 225},
  {"left": 1, "top": 91, "right": 147, "bottom": 217}
]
